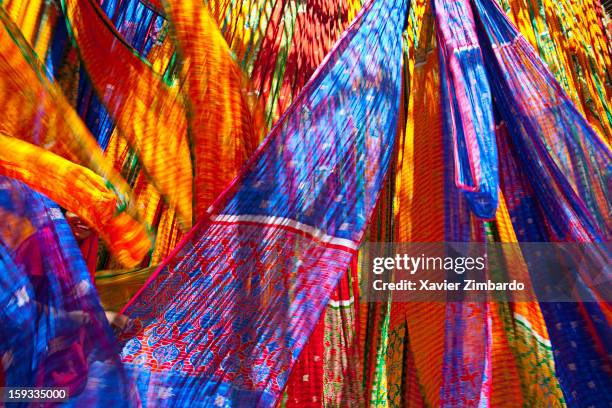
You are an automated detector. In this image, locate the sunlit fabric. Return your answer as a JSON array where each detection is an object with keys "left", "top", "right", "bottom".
[
  {"left": 62, "top": 0, "right": 193, "bottom": 226},
  {"left": 0, "top": 135, "right": 150, "bottom": 267},
  {"left": 257, "top": 1, "right": 366, "bottom": 404},
  {"left": 499, "top": 0, "right": 612, "bottom": 142},
  {"left": 497, "top": 121, "right": 612, "bottom": 406},
  {"left": 434, "top": 0, "right": 498, "bottom": 219},
  {"left": 0, "top": 7, "right": 150, "bottom": 267},
  {"left": 195, "top": 0, "right": 364, "bottom": 127},
  {"left": 439, "top": 27, "right": 490, "bottom": 405},
  {"left": 373, "top": 0, "right": 593, "bottom": 405},
  {"left": 472, "top": 1, "right": 612, "bottom": 405},
  {"left": 0, "top": 0, "right": 610, "bottom": 406},
  {"left": 1, "top": 0, "right": 57, "bottom": 56},
  {"left": 389, "top": 4, "right": 448, "bottom": 403},
  {"left": 0, "top": 177, "right": 138, "bottom": 406},
  {"left": 162, "top": 0, "right": 265, "bottom": 218},
  {"left": 0, "top": 8, "right": 131, "bottom": 203},
  {"left": 118, "top": 0, "right": 406, "bottom": 405},
  {"left": 88, "top": 1, "right": 186, "bottom": 267},
  {"left": 249, "top": 0, "right": 363, "bottom": 126},
  {"left": 472, "top": 0, "right": 611, "bottom": 240}
]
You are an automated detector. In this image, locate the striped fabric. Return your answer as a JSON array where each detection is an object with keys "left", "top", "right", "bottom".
[{"left": 434, "top": 0, "right": 499, "bottom": 219}]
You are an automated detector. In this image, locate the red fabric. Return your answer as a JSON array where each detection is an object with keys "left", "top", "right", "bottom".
[
  {"left": 79, "top": 234, "right": 98, "bottom": 281},
  {"left": 284, "top": 313, "right": 325, "bottom": 406}
]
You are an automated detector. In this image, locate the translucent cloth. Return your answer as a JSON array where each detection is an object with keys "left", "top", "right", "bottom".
[
  {"left": 118, "top": 0, "right": 407, "bottom": 405},
  {"left": 0, "top": 177, "right": 138, "bottom": 406}
]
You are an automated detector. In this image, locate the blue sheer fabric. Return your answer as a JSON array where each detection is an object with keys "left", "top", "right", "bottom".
[{"left": 0, "top": 177, "right": 138, "bottom": 406}]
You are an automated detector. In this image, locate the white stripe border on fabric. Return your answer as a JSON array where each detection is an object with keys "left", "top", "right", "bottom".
[
  {"left": 329, "top": 296, "right": 355, "bottom": 307},
  {"left": 212, "top": 214, "right": 358, "bottom": 250}
]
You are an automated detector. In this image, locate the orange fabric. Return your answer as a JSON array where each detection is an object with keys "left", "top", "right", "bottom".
[
  {"left": 63, "top": 0, "right": 193, "bottom": 226},
  {"left": 0, "top": 134, "right": 150, "bottom": 267},
  {"left": 394, "top": 47, "right": 446, "bottom": 407},
  {"left": 163, "top": 0, "right": 265, "bottom": 216},
  {"left": 2, "top": 0, "right": 58, "bottom": 57},
  {"left": 0, "top": 8, "right": 131, "bottom": 202}
]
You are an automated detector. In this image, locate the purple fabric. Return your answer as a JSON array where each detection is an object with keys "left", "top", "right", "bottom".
[{"left": 0, "top": 177, "right": 138, "bottom": 407}]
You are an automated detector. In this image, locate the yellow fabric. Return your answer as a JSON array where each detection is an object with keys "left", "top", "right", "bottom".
[
  {"left": 164, "top": 0, "right": 265, "bottom": 217},
  {"left": 0, "top": 134, "right": 150, "bottom": 267},
  {"left": 498, "top": 0, "right": 612, "bottom": 142},
  {"left": 0, "top": 7, "right": 132, "bottom": 206},
  {"left": 96, "top": 265, "right": 158, "bottom": 311},
  {"left": 63, "top": 0, "right": 194, "bottom": 226},
  {"left": 207, "top": 0, "right": 269, "bottom": 65},
  {"left": 2, "top": 0, "right": 58, "bottom": 56}
]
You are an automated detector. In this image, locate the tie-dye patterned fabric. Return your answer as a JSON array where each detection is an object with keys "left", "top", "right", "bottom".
[
  {"left": 0, "top": 177, "right": 138, "bottom": 406},
  {"left": 118, "top": 0, "right": 406, "bottom": 405}
]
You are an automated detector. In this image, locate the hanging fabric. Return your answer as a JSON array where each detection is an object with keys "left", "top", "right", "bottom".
[
  {"left": 0, "top": 177, "right": 139, "bottom": 406},
  {"left": 118, "top": 0, "right": 407, "bottom": 405}
]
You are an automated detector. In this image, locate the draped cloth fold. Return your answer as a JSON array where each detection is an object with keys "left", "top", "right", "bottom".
[
  {"left": 0, "top": 177, "right": 138, "bottom": 406},
  {"left": 0, "top": 7, "right": 149, "bottom": 267},
  {"left": 0, "top": 7, "right": 131, "bottom": 202},
  {"left": 61, "top": 0, "right": 193, "bottom": 226},
  {"left": 433, "top": 0, "right": 498, "bottom": 219},
  {"left": 472, "top": 0, "right": 612, "bottom": 405},
  {"left": 162, "top": 0, "right": 265, "bottom": 219},
  {"left": 471, "top": 0, "right": 611, "bottom": 240},
  {"left": 0, "top": 134, "right": 150, "bottom": 268},
  {"left": 118, "top": 0, "right": 407, "bottom": 405}
]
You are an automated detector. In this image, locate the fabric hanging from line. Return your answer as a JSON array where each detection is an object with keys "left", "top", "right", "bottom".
[
  {"left": 161, "top": 0, "right": 265, "bottom": 219},
  {"left": 496, "top": 0, "right": 612, "bottom": 142},
  {"left": 61, "top": 0, "right": 254, "bottom": 297},
  {"left": 117, "top": 0, "right": 406, "bottom": 405},
  {"left": 62, "top": 0, "right": 266, "bottom": 270},
  {"left": 377, "top": 0, "right": 608, "bottom": 405},
  {"left": 260, "top": 1, "right": 364, "bottom": 405},
  {"left": 0, "top": 177, "right": 138, "bottom": 406},
  {"left": 434, "top": 0, "right": 498, "bottom": 219},
  {"left": 61, "top": 0, "right": 186, "bottom": 270},
  {"left": 0, "top": 0, "right": 610, "bottom": 405},
  {"left": 62, "top": 0, "right": 194, "bottom": 227},
  {"left": 384, "top": 0, "right": 492, "bottom": 404},
  {"left": 472, "top": 0, "right": 611, "bottom": 241},
  {"left": 90, "top": 0, "right": 184, "bottom": 268},
  {"left": 249, "top": 0, "right": 363, "bottom": 127},
  {"left": 206, "top": 0, "right": 288, "bottom": 73},
  {"left": 472, "top": 0, "right": 611, "bottom": 405},
  {"left": 384, "top": 1, "right": 446, "bottom": 403},
  {"left": 496, "top": 119, "right": 612, "bottom": 407},
  {"left": 143, "top": 1, "right": 367, "bottom": 401},
  {"left": 258, "top": 3, "right": 382, "bottom": 402},
  {"left": 0, "top": 135, "right": 150, "bottom": 267},
  {"left": 0, "top": 8, "right": 150, "bottom": 267},
  {"left": 438, "top": 25, "right": 490, "bottom": 406}
]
